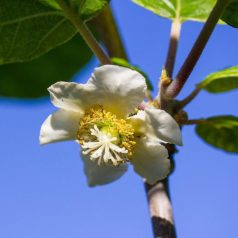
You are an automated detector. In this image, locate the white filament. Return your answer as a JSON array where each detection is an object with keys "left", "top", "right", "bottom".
[{"left": 82, "top": 125, "right": 128, "bottom": 166}]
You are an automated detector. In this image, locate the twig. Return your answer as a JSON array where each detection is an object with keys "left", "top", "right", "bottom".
[
  {"left": 90, "top": 6, "right": 128, "bottom": 60},
  {"left": 56, "top": 0, "right": 111, "bottom": 65},
  {"left": 179, "top": 87, "right": 201, "bottom": 109},
  {"left": 166, "top": 0, "right": 230, "bottom": 98}
]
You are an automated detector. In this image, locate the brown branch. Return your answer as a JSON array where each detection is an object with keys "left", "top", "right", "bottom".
[
  {"left": 144, "top": 145, "right": 177, "bottom": 238},
  {"left": 166, "top": 0, "right": 230, "bottom": 98}
]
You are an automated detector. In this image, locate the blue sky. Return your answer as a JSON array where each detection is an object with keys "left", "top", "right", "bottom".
[{"left": 1, "top": 0, "right": 238, "bottom": 237}]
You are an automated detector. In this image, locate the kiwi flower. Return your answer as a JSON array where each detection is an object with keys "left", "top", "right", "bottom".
[{"left": 40, "top": 65, "right": 182, "bottom": 186}]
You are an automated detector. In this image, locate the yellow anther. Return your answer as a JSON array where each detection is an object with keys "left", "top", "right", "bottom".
[{"left": 160, "top": 68, "right": 171, "bottom": 87}]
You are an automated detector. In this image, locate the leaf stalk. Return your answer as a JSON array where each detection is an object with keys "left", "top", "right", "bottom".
[
  {"left": 159, "top": 19, "right": 181, "bottom": 110},
  {"left": 179, "top": 119, "right": 206, "bottom": 125},
  {"left": 56, "top": 0, "right": 111, "bottom": 65},
  {"left": 179, "top": 87, "right": 201, "bottom": 109},
  {"left": 165, "top": 19, "right": 182, "bottom": 78},
  {"left": 91, "top": 6, "right": 128, "bottom": 60}
]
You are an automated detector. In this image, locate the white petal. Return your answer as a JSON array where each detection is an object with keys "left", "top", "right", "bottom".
[
  {"left": 48, "top": 81, "right": 96, "bottom": 113},
  {"left": 87, "top": 65, "right": 147, "bottom": 117},
  {"left": 129, "top": 110, "right": 182, "bottom": 145},
  {"left": 131, "top": 138, "right": 170, "bottom": 184},
  {"left": 48, "top": 66, "right": 146, "bottom": 118},
  {"left": 40, "top": 109, "right": 80, "bottom": 145},
  {"left": 82, "top": 154, "right": 128, "bottom": 187},
  {"left": 145, "top": 109, "right": 182, "bottom": 146},
  {"left": 128, "top": 110, "right": 147, "bottom": 135},
  {"left": 129, "top": 110, "right": 165, "bottom": 144}
]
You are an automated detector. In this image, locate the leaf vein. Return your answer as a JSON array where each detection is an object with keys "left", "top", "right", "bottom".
[
  {"left": 27, "top": 18, "right": 68, "bottom": 58},
  {"left": 6, "top": 21, "right": 22, "bottom": 58},
  {"left": 0, "top": 11, "right": 63, "bottom": 27}
]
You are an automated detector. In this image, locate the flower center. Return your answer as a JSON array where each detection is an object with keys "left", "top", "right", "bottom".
[{"left": 77, "top": 105, "right": 136, "bottom": 166}]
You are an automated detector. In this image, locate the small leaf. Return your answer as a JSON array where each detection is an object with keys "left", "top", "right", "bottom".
[
  {"left": 0, "top": 0, "right": 76, "bottom": 64},
  {"left": 198, "top": 66, "right": 238, "bottom": 93},
  {"left": 132, "top": 0, "right": 218, "bottom": 22},
  {"left": 196, "top": 116, "right": 238, "bottom": 153},
  {"left": 0, "top": 35, "right": 92, "bottom": 98},
  {"left": 221, "top": 0, "right": 238, "bottom": 28},
  {"left": 111, "top": 57, "right": 154, "bottom": 91}
]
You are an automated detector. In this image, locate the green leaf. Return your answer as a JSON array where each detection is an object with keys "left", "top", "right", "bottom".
[
  {"left": 196, "top": 116, "right": 238, "bottom": 153},
  {"left": 198, "top": 66, "right": 238, "bottom": 93},
  {"left": 0, "top": 0, "right": 76, "bottom": 64},
  {"left": 79, "top": 0, "right": 110, "bottom": 21},
  {"left": 221, "top": 0, "right": 238, "bottom": 28},
  {"left": 111, "top": 57, "right": 154, "bottom": 91},
  {"left": 132, "top": 0, "right": 218, "bottom": 22},
  {"left": 40, "top": 0, "right": 62, "bottom": 10},
  {"left": 0, "top": 35, "right": 92, "bottom": 98},
  {"left": 40, "top": 0, "right": 110, "bottom": 21}
]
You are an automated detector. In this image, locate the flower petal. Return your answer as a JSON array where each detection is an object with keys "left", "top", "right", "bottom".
[
  {"left": 82, "top": 154, "right": 128, "bottom": 187},
  {"left": 145, "top": 109, "right": 182, "bottom": 146},
  {"left": 131, "top": 138, "right": 170, "bottom": 184},
  {"left": 40, "top": 109, "right": 80, "bottom": 145},
  {"left": 48, "top": 65, "right": 146, "bottom": 117},
  {"left": 48, "top": 81, "right": 96, "bottom": 113},
  {"left": 128, "top": 110, "right": 147, "bottom": 135},
  {"left": 87, "top": 65, "right": 147, "bottom": 117}
]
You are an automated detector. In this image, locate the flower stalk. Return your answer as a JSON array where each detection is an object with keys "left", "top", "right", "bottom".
[
  {"left": 56, "top": 0, "right": 111, "bottom": 65},
  {"left": 166, "top": 0, "right": 230, "bottom": 98}
]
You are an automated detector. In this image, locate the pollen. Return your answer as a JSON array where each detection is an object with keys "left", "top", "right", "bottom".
[{"left": 77, "top": 105, "right": 136, "bottom": 166}]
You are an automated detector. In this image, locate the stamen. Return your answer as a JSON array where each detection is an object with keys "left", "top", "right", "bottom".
[{"left": 77, "top": 106, "right": 136, "bottom": 166}]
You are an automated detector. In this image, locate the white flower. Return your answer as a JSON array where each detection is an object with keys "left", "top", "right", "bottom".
[{"left": 40, "top": 65, "right": 182, "bottom": 186}]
